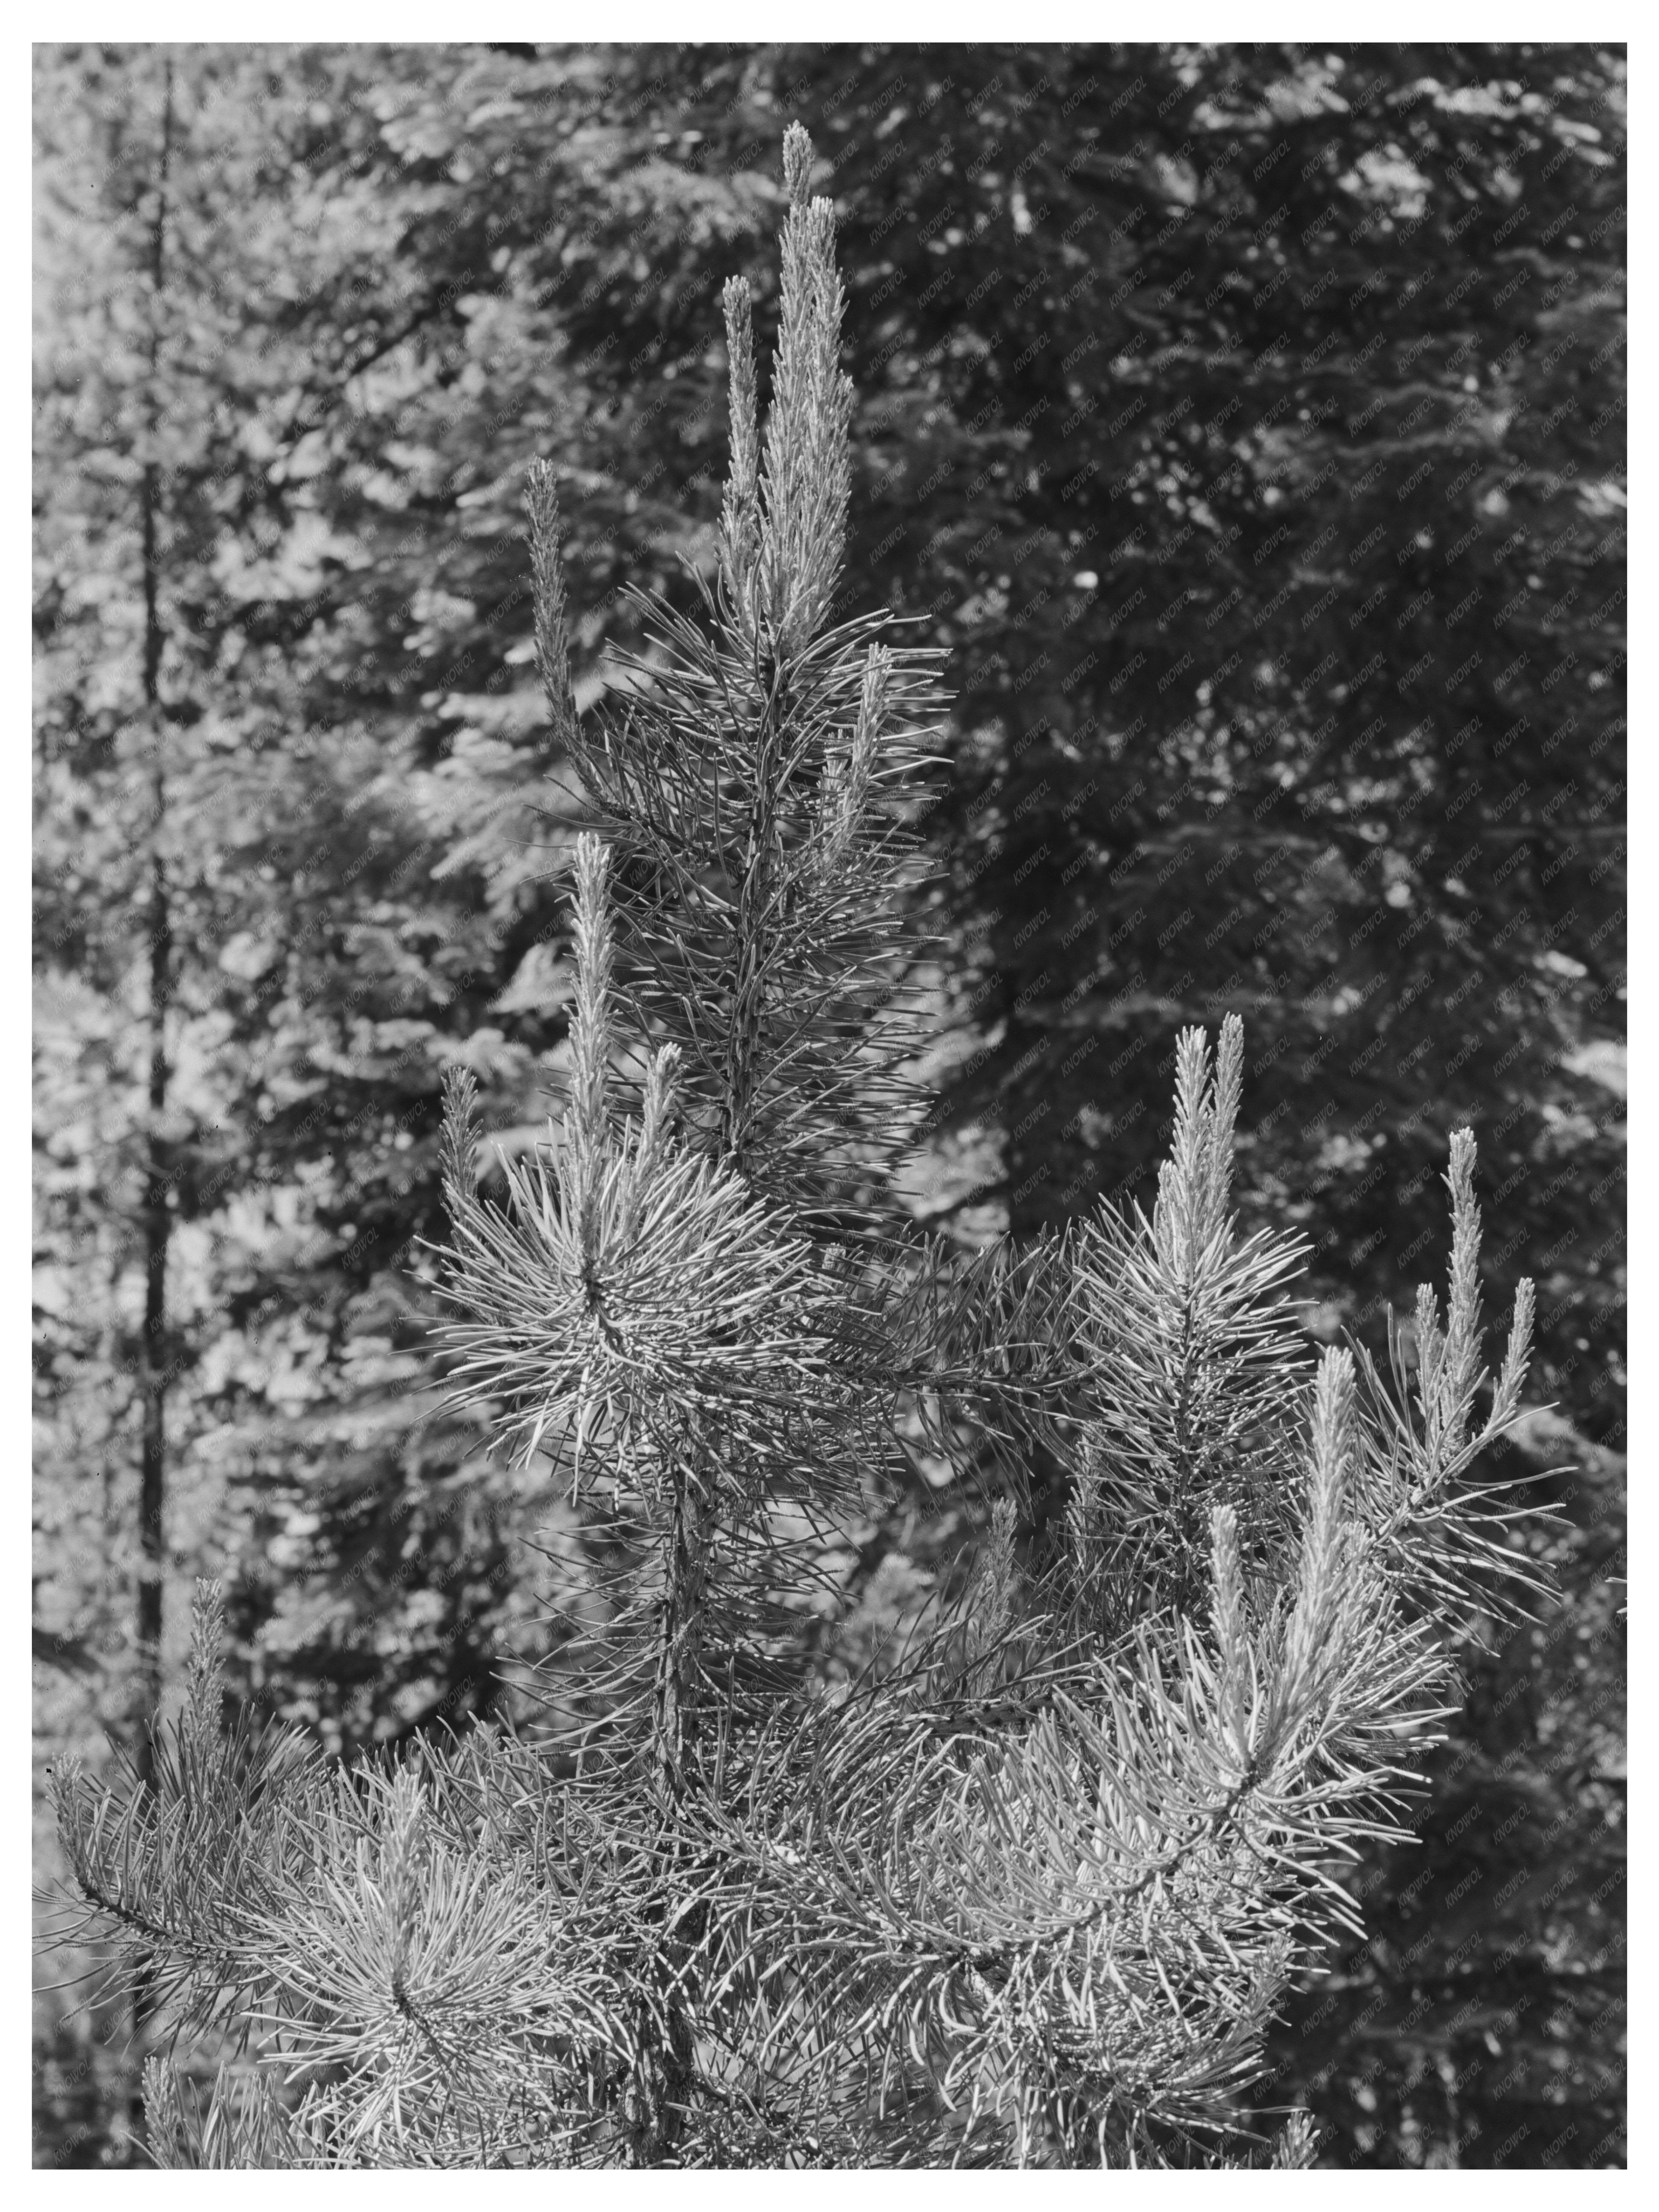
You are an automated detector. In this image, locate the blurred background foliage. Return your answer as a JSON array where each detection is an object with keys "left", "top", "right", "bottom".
[{"left": 33, "top": 41, "right": 1623, "bottom": 2167}]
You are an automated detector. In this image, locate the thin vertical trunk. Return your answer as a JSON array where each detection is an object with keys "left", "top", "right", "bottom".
[
  {"left": 132, "top": 43, "right": 174, "bottom": 1787},
  {"left": 134, "top": 803, "right": 168, "bottom": 1786},
  {"left": 128, "top": 53, "right": 174, "bottom": 2148}
]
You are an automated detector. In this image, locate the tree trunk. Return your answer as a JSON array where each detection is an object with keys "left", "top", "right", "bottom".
[
  {"left": 132, "top": 47, "right": 174, "bottom": 1793},
  {"left": 128, "top": 53, "right": 174, "bottom": 2150}
]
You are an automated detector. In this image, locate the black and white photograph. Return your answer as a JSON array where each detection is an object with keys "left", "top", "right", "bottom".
[{"left": 31, "top": 24, "right": 1627, "bottom": 2173}]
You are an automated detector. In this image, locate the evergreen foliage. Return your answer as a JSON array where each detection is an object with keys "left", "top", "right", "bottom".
[
  {"left": 32, "top": 44, "right": 580, "bottom": 1769},
  {"left": 48, "top": 125, "right": 1545, "bottom": 2171}
]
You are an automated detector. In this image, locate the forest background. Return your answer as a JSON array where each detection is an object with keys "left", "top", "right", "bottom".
[{"left": 32, "top": 40, "right": 1625, "bottom": 2169}]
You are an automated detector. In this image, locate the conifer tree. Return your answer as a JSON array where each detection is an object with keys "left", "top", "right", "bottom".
[{"left": 47, "top": 125, "right": 1544, "bottom": 2171}]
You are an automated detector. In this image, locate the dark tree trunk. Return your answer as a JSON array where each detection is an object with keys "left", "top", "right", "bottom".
[{"left": 128, "top": 53, "right": 174, "bottom": 2148}]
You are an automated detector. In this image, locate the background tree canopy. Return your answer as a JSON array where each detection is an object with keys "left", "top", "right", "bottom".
[{"left": 34, "top": 41, "right": 1623, "bottom": 2168}]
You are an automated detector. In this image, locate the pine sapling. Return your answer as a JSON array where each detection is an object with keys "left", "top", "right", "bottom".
[{"left": 48, "top": 124, "right": 1547, "bottom": 2171}]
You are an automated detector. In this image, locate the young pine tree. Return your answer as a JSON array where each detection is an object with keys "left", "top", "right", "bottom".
[{"left": 48, "top": 125, "right": 1544, "bottom": 2170}]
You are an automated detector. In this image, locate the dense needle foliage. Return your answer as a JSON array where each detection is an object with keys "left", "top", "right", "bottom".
[{"left": 47, "top": 124, "right": 1544, "bottom": 2171}]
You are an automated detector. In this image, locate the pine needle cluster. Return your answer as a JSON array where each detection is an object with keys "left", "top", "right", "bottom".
[{"left": 46, "top": 125, "right": 1544, "bottom": 2170}]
